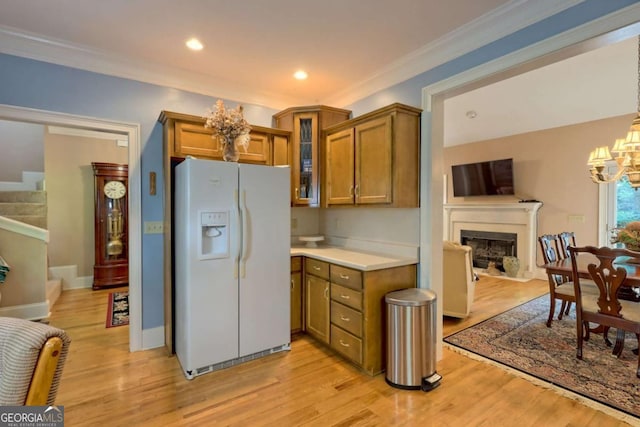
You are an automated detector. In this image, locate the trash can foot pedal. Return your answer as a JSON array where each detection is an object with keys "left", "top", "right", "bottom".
[{"left": 421, "top": 373, "right": 442, "bottom": 392}]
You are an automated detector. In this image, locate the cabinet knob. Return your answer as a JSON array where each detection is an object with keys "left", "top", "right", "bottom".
[
  {"left": 340, "top": 315, "right": 350, "bottom": 322},
  {"left": 291, "top": 279, "right": 294, "bottom": 290},
  {"left": 324, "top": 286, "right": 329, "bottom": 299},
  {"left": 340, "top": 294, "right": 350, "bottom": 300},
  {"left": 349, "top": 186, "right": 354, "bottom": 196},
  {"left": 339, "top": 274, "right": 349, "bottom": 280},
  {"left": 313, "top": 266, "right": 321, "bottom": 271},
  {"left": 339, "top": 340, "right": 350, "bottom": 348}
]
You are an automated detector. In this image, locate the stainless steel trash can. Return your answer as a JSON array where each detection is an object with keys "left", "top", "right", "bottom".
[{"left": 385, "top": 288, "right": 441, "bottom": 391}]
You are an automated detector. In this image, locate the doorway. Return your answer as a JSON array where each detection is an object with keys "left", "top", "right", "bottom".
[
  {"left": 0, "top": 104, "right": 142, "bottom": 351},
  {"left": 421, "top": 19, "right": 640, "bottom": 359}
]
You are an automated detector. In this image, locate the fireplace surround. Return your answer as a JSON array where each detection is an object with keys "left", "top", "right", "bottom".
[
  {"left": 443, "top": 202, "right": 543, "bottom": 278},
  {"left": 460, "top": 229, "right": 517, "bottom": 271}
]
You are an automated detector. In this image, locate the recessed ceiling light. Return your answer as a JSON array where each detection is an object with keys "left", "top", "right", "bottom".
[
  {"left": 186, "top": 38, "right": 203, "bottom": 51},
  {"left": 293, "top": 70, "right": 308, "bottom": 80}
]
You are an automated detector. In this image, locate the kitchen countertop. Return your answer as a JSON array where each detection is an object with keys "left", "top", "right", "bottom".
[{"left": 290, "top": 245, "right": 418, "bottom": 271}]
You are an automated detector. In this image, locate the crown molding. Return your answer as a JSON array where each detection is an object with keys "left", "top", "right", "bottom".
[
  {"left": 0, "top": 0, "right": 584, "bottom": 109},
  {"left": 421, "top": 5, "right": 640, "bottom": 113},
  {"left": 326, "top": 0, "right": 582, "bottom": 107},
  {"left": 0, "top": 25, "right": 298, "bottom": 110}
]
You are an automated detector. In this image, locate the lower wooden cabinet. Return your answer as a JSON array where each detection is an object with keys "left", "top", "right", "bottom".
[
  {"left": 301, "top": 256, "right": 417, "bottom": 376},
  {"left": 290, "top": 256, "right": 302, "bottom": 333},
  {"left": 305, "top": 273, "right": 330, "bottom": 344}
]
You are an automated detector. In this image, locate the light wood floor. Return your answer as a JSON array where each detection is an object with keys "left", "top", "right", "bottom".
[{"left": 48, "top": 277, "right": 636, "bottom": 426}]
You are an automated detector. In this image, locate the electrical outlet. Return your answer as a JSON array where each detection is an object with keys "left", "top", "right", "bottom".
[{"left": 144, "top": 221, "right": 164, "bottom": 234}]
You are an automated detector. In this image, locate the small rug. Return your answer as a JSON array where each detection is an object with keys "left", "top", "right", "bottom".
[
  {"left": 444, "top": 295, "right": 640, "bottom": 419},
  {"left": 106, "top": 291, "right": 129, "bottom": 328}
]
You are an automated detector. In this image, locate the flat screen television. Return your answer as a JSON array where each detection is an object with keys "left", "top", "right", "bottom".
[{"left": 451, "top": 158, "right": 514, "bottom": 197}]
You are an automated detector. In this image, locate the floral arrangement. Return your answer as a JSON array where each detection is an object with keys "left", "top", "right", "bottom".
[
  {"left": 614, "top": 221, "right": 640, "bottom": 251},
  {"left": 204, "top": 100, "right": 251, "bottom": 160}
]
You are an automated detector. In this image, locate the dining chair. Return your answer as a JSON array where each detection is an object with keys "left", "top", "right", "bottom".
[
  {"left": 557, "top": 231, "right": 577, "bottom": 259},
  {"left": 539, "top": 234, "right": 573, "bottom": 326},
  {"left": 569, "top": 245, "right": 640, "bottom": 378}
]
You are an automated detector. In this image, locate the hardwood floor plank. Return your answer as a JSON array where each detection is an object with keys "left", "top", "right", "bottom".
[{"left": 47, "top": 277, "right": 636, "bottom": 426}]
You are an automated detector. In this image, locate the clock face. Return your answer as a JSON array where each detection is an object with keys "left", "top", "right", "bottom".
[{"left": 104, "top": 180, "right": 126, "bottom": 199}]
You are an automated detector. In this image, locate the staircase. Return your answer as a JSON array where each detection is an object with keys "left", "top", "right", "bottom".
[
  {"left": 0, "top": 191, "right": 60, "bottom": 312},
  {"left": 0, "top": 191, "right": 47, "bottom": 228}
]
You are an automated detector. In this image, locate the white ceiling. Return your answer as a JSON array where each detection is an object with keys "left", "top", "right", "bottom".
[
  {"left": 0, "top": 0, "right": 633, "bottom": 145},
  {"left": 0, "top": 0, "right": 582, "bottom": 109},
  {"left": 444, "top": 35, "right": 639, "bottom": 146}
]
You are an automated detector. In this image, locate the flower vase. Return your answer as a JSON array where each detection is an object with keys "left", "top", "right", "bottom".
[
  {"left": 502, "top": 256, "right": 520, "bottom": 278},
  {"left": 222, "top": 137, "right": 240, "bottom": 162}
]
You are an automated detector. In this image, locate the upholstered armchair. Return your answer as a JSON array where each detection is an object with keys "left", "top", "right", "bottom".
[
  {"left": 443, "top": 241, "right": 476, "bottom": 318},
  {"left": 0, "top": 317, "right": 71, "bottom": 405}
]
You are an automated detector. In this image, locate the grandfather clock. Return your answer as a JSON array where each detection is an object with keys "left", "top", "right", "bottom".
[{"left": 92, "top": 162, "right": 128, "bottom": 290}]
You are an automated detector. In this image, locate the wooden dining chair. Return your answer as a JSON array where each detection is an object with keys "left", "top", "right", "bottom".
[
  {"left": 557, "top": 231, "right": 577, "bottom": 259},
  {"left": 569, "top": 245, "right": 640, "bottom": 378},
  {"left": 539, "top": 234, "right": 573, "bottom": 326}
]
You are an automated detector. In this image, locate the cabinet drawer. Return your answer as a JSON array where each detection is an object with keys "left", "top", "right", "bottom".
[
  {"left": 331, "top": 283, "right": 362, "bottom": 311},
  {"left": 331, "top": 302, "right": 362, "bottom": 337},
  {"left": 331, "top": 325, "right": 363, "bottom": 365},
  {"left": 291, "top": 256, "right": 302, "bottom": 272},
  {"left": 330, "top": 265, "right": 362, "bottom": 289},
  {"left": 306, "top": 258, "right": 329, "bottom": 280}
]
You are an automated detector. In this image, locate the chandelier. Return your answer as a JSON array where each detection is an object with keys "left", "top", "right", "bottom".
[{"left": 588, "top": 36, "right": 640, "bottom": 189}]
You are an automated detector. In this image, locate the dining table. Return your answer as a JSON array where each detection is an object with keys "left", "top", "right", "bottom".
[
  {"left": 543, "top": 254, "right": 640, "bottom": 299},
  {"left": 542, "top": 253, "right": 640, "bottom": 354}
]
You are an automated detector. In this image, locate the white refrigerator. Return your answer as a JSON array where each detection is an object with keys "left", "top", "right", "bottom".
[{"left": 174, "top": 158, "right": 291, "bottom": 379}]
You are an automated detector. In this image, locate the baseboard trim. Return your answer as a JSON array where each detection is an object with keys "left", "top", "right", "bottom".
[
  {"left": 141, "top": 326, "right": 164, "bottom": 350},
  {"left": 0, "top": 301, "right": 49, "bottom": 321}
]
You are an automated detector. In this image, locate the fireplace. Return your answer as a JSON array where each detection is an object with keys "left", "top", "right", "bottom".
[
  {"left": 460, "top": 230, "right": 517, "bottom": 271},
  {"left": 443, "top": 202, "right": 543, "bottom": 279}
]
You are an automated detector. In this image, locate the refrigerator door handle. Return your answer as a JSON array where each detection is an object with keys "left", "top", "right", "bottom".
[
  {"left": 233, "top": 189, "right": 241, "bottom": 279},
  {"left": 240, "top": 189, "right": 250, "bottom": 278}
]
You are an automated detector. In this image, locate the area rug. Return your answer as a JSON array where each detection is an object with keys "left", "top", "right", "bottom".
[
  {"left": 106, "top": 291, "right": 129, "bottom": 328},
  {"left": 444, "top": 295, "right": 640, "bottom": 419}
]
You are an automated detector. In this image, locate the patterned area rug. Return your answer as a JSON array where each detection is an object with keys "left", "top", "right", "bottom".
[
  {"left": 106, "top": 291, "right": 129, "bottom": 328},
  {"left": 444, "top": 295, "right": 640, "bottom": 419}
]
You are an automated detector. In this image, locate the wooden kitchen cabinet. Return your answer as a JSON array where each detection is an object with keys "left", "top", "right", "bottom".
[
  {"left": 323, "top": 103, "right": 421, "bottom": 208},
  {"left": 301, "top": 255, "right": 417, "bottom": 376},
  {"left": 159, "top": 110, "right": 290, "bottom": 165},
  {"left": 273, "top": 106, "right": 351, "bottom": 207},
  {"left": 290, "top": 256, "right": 303, "bottom": 334},
  {"left": 329, "top": 263, "right": 416, "bottom": 375},
  {"left": 305, "top": 258, "right": 330, "bottom": 343}
]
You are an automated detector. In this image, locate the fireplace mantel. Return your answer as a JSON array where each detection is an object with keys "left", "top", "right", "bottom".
[{"left": 443, "top": 202, "right": 543, "bottom": 278}]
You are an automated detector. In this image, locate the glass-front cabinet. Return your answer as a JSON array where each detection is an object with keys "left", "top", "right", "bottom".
[
  {"left": 294, "top": 113, "right": 317, "bottom": 205},
  {"left": 274, "top": 106, "right": 351, "bottom": 206}
]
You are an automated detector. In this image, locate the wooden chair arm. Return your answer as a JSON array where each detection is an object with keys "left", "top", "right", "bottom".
[{"left": 25, "top": 336, "right": 63, "bottom": 406}]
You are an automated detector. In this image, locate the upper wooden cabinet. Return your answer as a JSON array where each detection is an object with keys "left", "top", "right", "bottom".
[
  {"left": 323, "top": 103, "right": 421, "bottom": 208},
  {"left": 159, "top": 110, "right": 290, "bottom": 165},
  {"left": 273, "top": 106, "right": 351, "bottom": 207}
]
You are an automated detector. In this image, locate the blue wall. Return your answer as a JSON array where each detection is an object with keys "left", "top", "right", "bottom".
[{"left": 0, "top": 0, "right": 637, "bottom": 332}]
